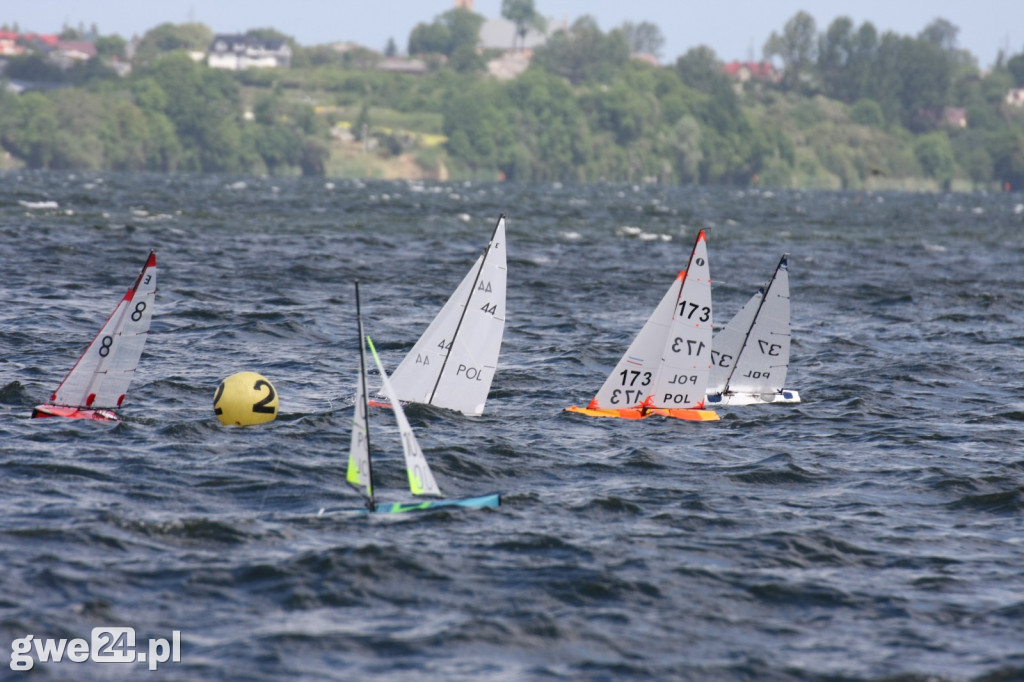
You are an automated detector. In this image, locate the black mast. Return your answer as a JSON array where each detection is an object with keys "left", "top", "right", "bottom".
[
  {"left": 720, "top": 253, "right": 788, "bottom": 396},
  {"left": 353, "top": 281, "right": 375, "bottom": 513}
]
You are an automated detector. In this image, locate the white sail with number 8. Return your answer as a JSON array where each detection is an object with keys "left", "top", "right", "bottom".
[{"left": 32, "top": 251, "right": 157, "bottom": 422}]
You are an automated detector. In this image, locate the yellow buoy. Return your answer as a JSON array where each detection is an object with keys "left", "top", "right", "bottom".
[{"left": 214, "top": 371, "right": 279, "bottom": 426}]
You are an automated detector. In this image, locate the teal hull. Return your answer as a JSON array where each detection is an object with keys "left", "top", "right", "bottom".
[{"left": 372, "top": 492, "right": 500, "bottom": 514}]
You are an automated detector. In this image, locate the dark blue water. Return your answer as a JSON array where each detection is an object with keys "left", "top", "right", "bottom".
[{"left": 1, "top": 172, "right": 1022, "bottom": 681}]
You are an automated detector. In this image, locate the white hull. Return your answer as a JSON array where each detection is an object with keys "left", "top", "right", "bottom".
[{"left": 706, "top": 389, "right": 801, "bottom": 406}]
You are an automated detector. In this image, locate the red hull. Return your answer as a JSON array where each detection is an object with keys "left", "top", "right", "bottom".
[{"left": 31, "top": 404, "right": 119, "bottom": 422}]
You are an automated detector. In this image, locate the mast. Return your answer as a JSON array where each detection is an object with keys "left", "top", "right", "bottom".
[
  {"left": 353, "top": 281, "right": 375, "bottom": 513},
  {"left": 720, "top": 253, "right": 787, "bottom": 396},
  {"left": 427, "top": 213, "right": 504, "bottom": 405}
]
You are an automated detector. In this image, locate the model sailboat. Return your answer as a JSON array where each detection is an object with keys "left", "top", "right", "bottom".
[
  {"left": 386, "top": 214, "right": 507, "bottom": 416},
  {"left": 347, "top": 282, "right": 500, "bottom": 514},
  {"left": 706, "top": 254, "right": 801, "bottom": 405},
  {"left": 32, "top": 251, "right": 157, "bottom": 422},
  {"left": 566, "top": 231, "right": 719, "bottom": 421}
]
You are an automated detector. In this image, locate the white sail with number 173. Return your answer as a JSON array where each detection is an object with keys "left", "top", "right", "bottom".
[
  {"left": 566, "top": 230, "right": 719, "bottom": 422},
  {"left": 387, "top": 215, "right": 507, "bottom": 416}
]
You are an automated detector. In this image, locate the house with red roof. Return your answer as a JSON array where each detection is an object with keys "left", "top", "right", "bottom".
[{"left": 723, "top": 61, "right": 780, "bottom": 84}]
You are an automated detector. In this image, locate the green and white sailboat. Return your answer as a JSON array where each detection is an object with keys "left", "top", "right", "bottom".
[{"left": 345, "top": 282, "right": 500, "bottom": 515}]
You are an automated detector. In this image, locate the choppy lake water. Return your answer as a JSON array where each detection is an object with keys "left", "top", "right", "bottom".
[{"left": 1, "top": 171, "right": 1023, "bottom": 681}]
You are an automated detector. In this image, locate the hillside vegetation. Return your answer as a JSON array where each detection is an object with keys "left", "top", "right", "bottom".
[{"left": 2, "top": 9, "right": 1023, "bottom": 191}]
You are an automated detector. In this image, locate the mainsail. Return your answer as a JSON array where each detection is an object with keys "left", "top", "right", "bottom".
[
  {"left": 389, "top": 215, "right": 507, "bottom": 416},
  {"left": 707, "top": 253, "right": 799, "bottom": 404}
]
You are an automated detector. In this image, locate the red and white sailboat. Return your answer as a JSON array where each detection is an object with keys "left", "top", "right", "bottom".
[{"left": 32, "top": 251, "right": 157, "bottom": 422}]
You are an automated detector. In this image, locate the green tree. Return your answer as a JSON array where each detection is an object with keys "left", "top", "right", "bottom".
[
  {"left": 132, "top": 76, "right": 169, "bottom": 112},
  {"left": 866, "top": 32, "right": 907, "bottom": 129},
  {"left": 95, "top": 35, "right": 127, "bottom": 59},
  {"left": 951, "top": 129, "right": 994, "bottom": 187},
  {"left": 129, "top": 76, "right": 182, "bottom": 170},
  {"left": 133, "top": 23, "right": 213, "bottom": 65},
  {"left": 101, "top": 98, "right": 151, "bottom": 170},
  {"left": 675, "top": 46, "right": 724, "bottom": 93},
  {"left": 919, "top": 18, "right": 958, "bottom": 52},
  {"left": 445, "top": 8, "right": 485, "bottom": 56},
  {"left": 914, "top": 131, "right": 956, "bottom": 189},
  {"left": 502, "top": 69, "right": 590, "bottom": 180},
  {"left": 4, "top": 54, "right": 65, "bottom": 83},
  {"left": 846, "top": 22, "right": 880, "bottom": 102},
  {"left": 817, "top": 17, "right": 854, "bottom": 101},
  {"left": 408, "top": 8, "right": 483, "bottom": 58},
  {"left": 48, "top": 89, "right": 105, "bottom": 169},
  {"left": 897, "top": 37, "right": 953, "bottom": 131},
  {"left": 449, "top": 43, "right": 485, "bottom": 73},
  {"left": 850, "top": 98, "right": 884, "bottom": 127},
  {"left": 245, "top": 27, "right": 294, "bottom": 46},
  {"left": 239, "top": 88, "right": 325, "bottom": 176},
  {"left": 675, "top": 45, "right": 733, "bottom": 93},
  {"left": 140, "top": 53, "right": 252, "bottom": 172},
  {"left": 582, "top": 79, "right": 658, "bottom": 145},
  {"left": 0, "top": 92, "right": 60, "bottom": 167},
  {"left": 141, "top": 112, "right": 183, "bottom": 171},
  {"left": 764, "top": 11, "right": 818, "bottom": 91},
  {"left": 442, "top": 81, "right": 511, "bottom": 173},
  {"left": 668, "top": 115, "right": 703, "bottom": 182},
  {"left": 988, "top": 128, "right": 1024, "bottom": 190},
  {"left": 354, "top": 103, "right": 371, "bottom": 141},
  {"left": 619, "top": 21, "right": 665, "bottom": 58},
  {"left": 67, "top": 57, "right": 120, "bottom": 86},
  {"left": 252, "top": 124, "right": 302, "bottom": 172},
  {"left": 299, "top": 138, "right": 329, "bottom": 176},
  {"left": 531, "top": 16, "right": 630, "bottom": 85},
  {"left": 501, "top": 0, "right": 547, "bottom": 51},
  {"left": 919, "top": 18, "right": 975, "bottom": 73},
  {"left": 408, "top": 22, "right": 450, "bottom": 56},
  {"left": 1006, "top": 52, "right": 1024, "bottom": 86}
]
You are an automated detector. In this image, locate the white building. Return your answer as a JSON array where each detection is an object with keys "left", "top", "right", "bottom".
[{"left": 208, "top": 35, "right": 292, "bottom": 70}]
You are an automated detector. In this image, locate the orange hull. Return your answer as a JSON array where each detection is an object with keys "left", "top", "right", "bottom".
[{"left": 565, "top": 405, "right": 719, "bottom": 421}]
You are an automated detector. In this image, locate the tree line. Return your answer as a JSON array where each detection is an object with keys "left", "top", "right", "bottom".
[{"left": 1, "top": 7, "right": 1023, "bottom": 190}]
